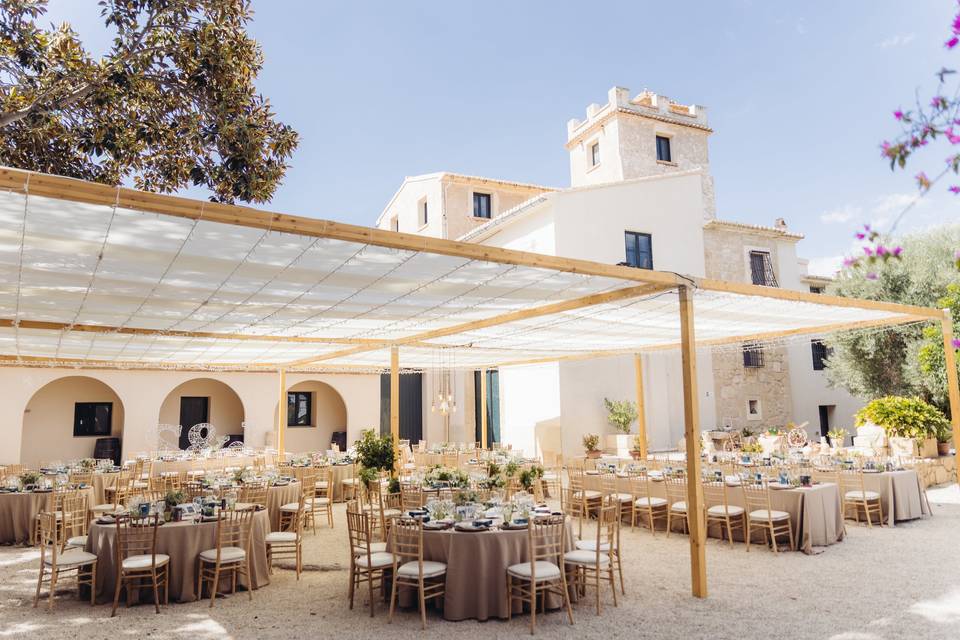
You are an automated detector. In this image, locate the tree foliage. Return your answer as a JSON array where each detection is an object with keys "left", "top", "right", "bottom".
[
  {"left": 826, "top": 226, "right": 960, "bottom": 414},
  {"left": 0, "top": 0, "right": 298, "bottom": 203}
]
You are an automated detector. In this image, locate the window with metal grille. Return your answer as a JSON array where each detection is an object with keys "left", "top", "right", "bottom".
[
  {"left": 656, "top": 135, "right": 672, "bottom": 162},
  {"left": 742, "top": 343, "right": 765, "bottom": 368},
  {"left": 811, "top": 340, "right": 832, "bottom": 371},
  {"left": 590, "top": 142, "right": 600, "bottom": 167},
  {"left": 624, "top": 231, "right": 653, "bottom": 269},
  {"left": 749, "top": 251, "right": 779, "bottom": 287},
  {"left": 473, "top": 192, "right": 492, "bottom": 218},
  {"left": 287, "top": 391, "right": 312, "bottom": 427}
]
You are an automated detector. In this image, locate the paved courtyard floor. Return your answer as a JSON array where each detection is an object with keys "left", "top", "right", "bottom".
[{"left": 1, "top": 485, "right": 959, "bottom": 640}]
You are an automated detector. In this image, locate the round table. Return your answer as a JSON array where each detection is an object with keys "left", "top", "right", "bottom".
[
  {"left": 265, "top": 481, "right": 301, "bottom": 530},
  {"left": 85, "top": 509, "right": 271, "bottom": 603},
  {"left": 0, "top": 486, "right": 96, "bottom": 545},
  {"left": 393, "top": 520, "right": 574, "bottom": 621}
]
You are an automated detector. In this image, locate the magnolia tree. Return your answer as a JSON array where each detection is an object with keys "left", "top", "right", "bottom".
[{"left": 0, "top": 0, "right": 299, "bottom": 203}]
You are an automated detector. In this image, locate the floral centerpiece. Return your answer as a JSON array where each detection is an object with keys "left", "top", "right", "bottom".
[
  {"left": 518, "top": 466, "right": 544, "bottom": 491},
  {"left": 19, "top": 470, "right": 41, "bottom": 489},
  {"left": 582, "top": 433, "right": 601, "bottom": 459},
  {"left": 424, "top": 465, "right": 469, "bottom": 489}
]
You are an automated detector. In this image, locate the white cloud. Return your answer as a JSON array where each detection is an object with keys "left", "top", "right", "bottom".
[
  {"left": 878, "top": 33, "right": 915, "bottom": 48},
  {"left": 819, "top": 204, "right": 860, "bottom": 224},
  {"left": 806, "top": 255, "right": 843, "bottom": 278}
]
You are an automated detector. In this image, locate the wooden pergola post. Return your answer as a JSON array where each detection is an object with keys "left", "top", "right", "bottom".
[
  {"left": 634, "top": 353, "right": 648, "bottom": 459},
  {"left": 390, "top": 346, "right": 400, "bottom": 473},
  {"left": 277, "top": 368, "right": 287, "bottom": 458},
  {"left": 480, "top": 368, "right": 488, "bottom": 449},
  {"left": 678, "top": 285, "right": 707, "bottom": 598},
  {"left": 941, "top": 310, "right": 960, "bottom": 485}
]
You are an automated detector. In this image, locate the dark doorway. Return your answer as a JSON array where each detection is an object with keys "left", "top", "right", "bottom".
[
  {"left": 179, "top": 396, "right": 209, "bottom": 449},
  {"left": 818, "top": 405, "right": 834, "bottom": 437},
  {"left": 379, "top": 372, "right": 423, "bottom": 444},
  {"left": 474, "top": 370, "right": 500, "bottom": 447}
]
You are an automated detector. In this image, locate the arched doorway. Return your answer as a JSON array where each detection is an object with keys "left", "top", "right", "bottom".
[
  {"left": 21, "top": 376, "right": 125, "bottom": 468},
  {"left": 158, "top": 378, "right": 245, "bottom": 450},
  {"left": 274, "top": 380, "right": 347, "bottom": 453}
]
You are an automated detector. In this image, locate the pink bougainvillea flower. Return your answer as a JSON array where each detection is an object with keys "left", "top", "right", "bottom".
[
  {"left": 951, "top": 186, "right": 960, "bottom": 194},
  {"left": 948, "top": 128, "right": 960, "bottom": 145},
  {"left": 947, "top": 36, "right": 959, "bottom": 49},
  {"left": 894, "top": 109, "right": 904, "bottom": 120},
  {"left": 953, "top": 338, "right": 960, "bottom": 350},
  {"left": 843, "top": 257, "right": 856, "bottom": 268},
  {"left": 863, "top": 246, "right": 874, "bottom": 256},
  {"left": 892, "top": 246, "right": 903, "bottom": 257},
  {"left": 876, "top": 245, "right": 888, "bottom": 256},
  {"left": 855, "top": 231, "right": 865, "bottom": 240},
  {"left": 953, "top": 13, "right": 960, "bottom": 34},
  {"left": 866, "top": 272, "right": 878, "bottom": 280}
]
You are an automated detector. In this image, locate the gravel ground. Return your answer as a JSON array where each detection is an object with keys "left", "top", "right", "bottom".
[{"left": 1, "top": 486, "right": 959, "bottom": 640}]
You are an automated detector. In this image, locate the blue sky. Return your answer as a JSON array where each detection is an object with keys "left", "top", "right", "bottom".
[{"left": 45, "top": 0, "right": 960, "bottom": 274}]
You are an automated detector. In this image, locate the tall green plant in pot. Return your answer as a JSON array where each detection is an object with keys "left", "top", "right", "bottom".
[
  {"left": 354, "top": 429, "right": 396, "bottom": 488},
  {"left": 604, "top": 397, "right": 638, "bottom": 456}
]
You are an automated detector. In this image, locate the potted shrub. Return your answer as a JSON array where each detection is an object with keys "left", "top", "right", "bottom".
[
  {"left": 935, "top": 423, "right": 953, "bottom": 457},
  {"left": 855, "top": 396, "right": 947, "bottom": 459},
  {"left": 603, "top": 398, "right": 638, "bottom": 456},
  {"left": 582, "top": 434, "right": 601, "bottom": 459},
  {"left": 827, "top": 428, "right": 847, "bottom": 450},
  {"left": 354, "top": 428, "right": 396, "bottom": 488},
  {"left": 630, "top": 434, "right": 645, "bottom": 460}
]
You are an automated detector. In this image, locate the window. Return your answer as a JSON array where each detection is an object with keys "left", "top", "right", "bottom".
[
  {"left": 742, "top": 342, "right": 765, "bottom": 368},
  {"left": 746, "top": 398, "right": 762, "bottom": 420},
  {"left": 418, "top": 199, "right": 428, "bottom": 227},
  {"left": 749, "top": 250, "right": 779, "bottom": 287},
  {"left": 287, "top": 391, "right": 312, "bottom": 427},
  {"left": 74, "top": 402, "right": 112, "bottom": 437},
  {"left": 656, "top": 135, "right": 672, "bottom": 162},
  {"left": 809, "top": 285, "right": 825, "bottom": 294},
  {"left": 590, "top": 141, "right": 600, "bottom": 167},
  {"left": 811, "top": 339, "right": 832, "bottom": 371},
  {"left": 473, "top": 192, "right": 492, "bottom": 219},
  {"left": 624, "top": 231, "right": 653, "bottom": 269}
]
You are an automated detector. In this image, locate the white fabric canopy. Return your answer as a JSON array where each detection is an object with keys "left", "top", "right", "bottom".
[{"left": 0, "top": 179, "right": 931, "bottom": 371}]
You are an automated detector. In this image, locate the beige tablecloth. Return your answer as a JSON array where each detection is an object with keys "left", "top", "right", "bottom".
[
  {"left": 288, "top": 465, "right": 353, "bottom": 502},
  {"left": 86, "top": 509, "right": 270, "bottom": 603},
  {"left": 862, "top": 470, "right": 931, "bottom": 525},
  {"left": 393, "top": 521, "right": 574, "bottom": 621},
  {"left": 91, "top": 472, "right": 119, "bottom": 506},
  {"left": 265, "top": 481, "right": 301, "bottom": 531},
  {"left": 584, "top": 475, "right": 844, "bottom": 554},
  {"left": 151, "top": 455, "right": 258, "bottom": 475},
  {"left": 0, "top": 487, "right": 96, "bottom": 545}
]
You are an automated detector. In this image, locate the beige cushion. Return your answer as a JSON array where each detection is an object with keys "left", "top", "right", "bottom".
[
  {"left": 93, "top": 504, "right": 117, "bottom": 513},
  {"left": 634, "top": 496, "right": 668, "bottom": 508},
  {"left": 355, "top": 551, "right": 395, "bottom": 569},
  {"left": 611, "top": 492, "right": 632, "bottom": 503},
  {"left": 265, "top": 531, "right": 297, "bottom": 544},
  {"left": 845, "top": 490, "right": 881, "bottom": 501},
  {"left": 47, "top": 550, "right": 97, "bottom": 568},
  {"left": 575, "top": 539, "right": 610, "bottom": 552},
  {"left": 564, "top": 549, "right": 610, "bottom": 566},
  {"left": 749, "top": 509, "right": 790, "bottom": 521},
  {"left": 670, "top": 501, "right": 688, "bottom": 512},
  {"left": 65, "top": 535, "right": 88, "bottom": 548},
  {"left": 507, "top": 561, "right": 561, "bottom": 581},
  {"left": 707, "top": 504, "right": 745, "bottom": 516},
  {"left": 573, "top": 490, "right": 602, "bottom": 500},
  {"left": 342, "top": 478, "right": 359, "bottom": 485},
  {"left": 122, "top": 553, "right": 170, "bottom": 570},
  {"left": 356, "top": 542, "right": 387, "bottom": 555},
  {"left": 199, "top": 546, "right": 246, "bottom": 563},
  {"left": 397, "top": 560, "right": 446, "bottom": 579}
]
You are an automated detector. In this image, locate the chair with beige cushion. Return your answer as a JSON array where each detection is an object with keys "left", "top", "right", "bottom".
[
  {"left": 742, "top": 480, "right": 795, "bottom": 553},
  {"left": 839, "top": 469, "right": 884, "bottom": 527},
  {"left": 197, "top": 508, "right": 254, "bottom": 607},
  {"left": 346, "top": 501, "right": 395, "bottom": 617},
  {"left": 565, "top": 502, "right": 620, "bottom": 613},
  {"left": 702, "top": 479, "right": 744, "bottom": 547},
  {"left": 111, "top": 513, "right": 169, "bottom": 616},
  {"left": 34, "top": 511, "right": 97, "bottom": 609},
  {"left": 388, "top": 517, "right": 447, "bottom": 629},
  {"left": 266, "top": 493, "right": 305, "bottom": 579},
  {"left": 629, "top": 470, "right": 668, "bottom": 534},
  {"left": 62, "top": 491, "right": 90, "bottom": 551},
  {"left": 507, "top": 515, "right": 574, "bottom": 634},
  {"left": 664, "top": 476, "right": 689, "bottom": 537}
]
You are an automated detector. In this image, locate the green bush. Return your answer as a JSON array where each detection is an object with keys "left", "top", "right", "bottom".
[
  {"left": 854, "top": 396, "right": 949, "bottom": 440},
  {"left": 604, "top": 398, "right": 638, "bottom": 434},
  {"left": 354, "top": 429, "right": 395, "bottom": 472}
]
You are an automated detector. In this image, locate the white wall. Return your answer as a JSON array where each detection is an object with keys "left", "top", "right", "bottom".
[{"left": 498, "top": 363, "right": 561, "bottom": 457}]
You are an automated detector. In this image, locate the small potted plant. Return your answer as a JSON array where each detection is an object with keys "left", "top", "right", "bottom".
[
  {"left": 827, "top": 428, "right": 847, "bottom": 449},
  {"left": 603, "top": 398, "right": 638, "bottom": 456},
  {"left": 630, "top": 434, "right": 645, "bottom": 460},
  {"left": 935, "top": 423, "right": 952, "bottom": 457},
  {"left": 582, "top": 434, "right": 601, "bottom": 459}
]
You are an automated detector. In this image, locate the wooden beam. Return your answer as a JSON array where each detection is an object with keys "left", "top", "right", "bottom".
[
  {"left": 941, "top": 311, "right": 960, "bottom": 485},
  {"left": 0, "top": 354, "right": 395, "bottom": 374},
  {"left": 0, "top": 318, "right": 424, "bottom": 346},
  {"left": 678, "top": 285, "right": 707, "bottom": 598},
  {"left": 390, "top": 346, "right": 400, "bottom": 474},
  {"left": 0, "top": 167, "right": 683, "bottom": 288},
  {"left": 634, "top": 354, "right": 648, "bottom": 459},
  {"left": 480, "top": 368, "right": 488, "bottom": 449},
  {"left": 283, "top": 283, "right": 674, "bottom": 367},
  {"left": 277, "top": 369, "right": 287, "bottom": 457}
]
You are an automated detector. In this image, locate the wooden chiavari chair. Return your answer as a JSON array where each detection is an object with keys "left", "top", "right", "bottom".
[
  {"left": 506, "top": 515, "right": 574, "bottom": 634},
  {"left": 342, "top": 461, "right": 360, "bottom": 501},
  {"left": 742, "top": 480, "right": 795, "bottom": 553},
  {"left": 34, "top": 510, "right": 97, "bottom": 609},
  {"left": 239, "top": 480, "right": 268, "bottom": 510},
  {"left": 62, "top": 491, "right": 90, "bottom": 551},
  {"left": 388, "top": 518, "right": 447, "bottom": 629},
  {"left": 629, "top": 470, "right": 668, "bottom": 534},
  {"left": 266, "top": 492, "right": 305, "bottom": 579},
  {"left": 565, "top": 502, "right": 620, "bottom": 613},
  {"left": 111, "top": 513, "right": 169, "bottom": 615},
  {"left": 664, "top": 476, "right": 689, "bottom": 537},
  {"left": 197, "top": 507, "right": 255, "bottom": 607},
  {"left": 568, "top": 465, "right": 602, "bottom": 538},
  {"left": 313, "top": 467, "right": 334, "bottom": 529},
  {"left": 68, "top": 470, "right": 93, "bottom": 487},
  {"left": 400, "top": 482, "right": 424, "bottom": 510},
  {"left": 600, "top": 471, "right": 633, "bottom": 523},
  {"left": 702, "top": 480, "right": 744, "bottom": 547},
  {"left": 838, "top": 469, "right": 884, "bottom": 527},
  {"left": 346, "top": 500, "right": 395, "bottom": 616},
  {"left": 99, "top": 468, "right": 133, "bottom": 514}
]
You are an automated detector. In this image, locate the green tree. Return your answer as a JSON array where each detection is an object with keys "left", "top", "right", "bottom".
[
  {"left": 917, "top": 283, "right": 960, "bottom": 411},
  {"left": 0, "top": 0, "right": 298, "bottom": 204},
  {"left": 826, "top": 226, "right": 960, "bottom": 413}
]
